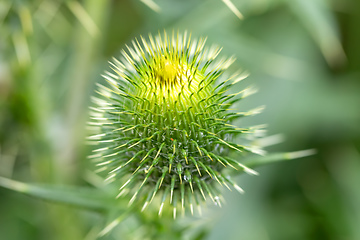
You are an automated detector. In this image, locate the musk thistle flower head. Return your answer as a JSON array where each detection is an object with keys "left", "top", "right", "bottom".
[{"left": 88, "top": 31, "right": 262, "bottom": 218}]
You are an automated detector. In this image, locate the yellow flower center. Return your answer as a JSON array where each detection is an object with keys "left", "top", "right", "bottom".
[{"left": 156, "top": 56, "right": 178, "bottom": 83}]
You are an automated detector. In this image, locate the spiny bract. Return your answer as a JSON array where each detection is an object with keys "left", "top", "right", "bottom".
[{"left": 88, "top": 31, "right": 263, "bottom": 218}]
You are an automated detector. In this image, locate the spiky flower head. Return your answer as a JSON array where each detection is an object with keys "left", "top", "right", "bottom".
[{"left": 88, "top": 31, "right": 262, "bottom": 218}]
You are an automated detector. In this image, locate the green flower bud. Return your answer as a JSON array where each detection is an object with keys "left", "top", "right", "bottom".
[{"left": 88, "top": 31, "right": 262, "bottom": 218}]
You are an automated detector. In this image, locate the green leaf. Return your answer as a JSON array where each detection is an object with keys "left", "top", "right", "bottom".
[
  {"left": 284, "top": 0, "right": 346, "bottom": 66},
  {"left": 243, "top": 149, "right": 316, "bottom": 168},
  {"left": 0, "top": 176, "right": 116, "bottom": 211}
]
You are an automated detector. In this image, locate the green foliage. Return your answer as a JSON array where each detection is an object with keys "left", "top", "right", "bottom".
[
  {"left": 0, "top": 176, "right": 116, "bottom": 211},
  {"left": 1, "top": 0, "right": 360, "bottom": 239}
]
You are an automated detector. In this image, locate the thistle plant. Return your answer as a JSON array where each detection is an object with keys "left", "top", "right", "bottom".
[{"left": 88, "top": 31, "right": 262, "bottom": 218}]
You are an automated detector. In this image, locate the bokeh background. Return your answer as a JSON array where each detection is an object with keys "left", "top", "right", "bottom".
[{"left": 1, "top": 0, "right": 359, "bottom": 239}]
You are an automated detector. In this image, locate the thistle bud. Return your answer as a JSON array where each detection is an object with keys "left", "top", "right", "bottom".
[{"left": 88, "top": 31, "right": 261, "bottom": 218}]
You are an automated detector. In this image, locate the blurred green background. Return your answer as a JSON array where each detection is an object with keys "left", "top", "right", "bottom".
[{"left": 1, "top": 0, "right": 359, "bottom": 239}]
